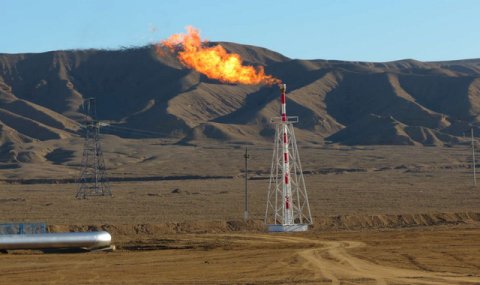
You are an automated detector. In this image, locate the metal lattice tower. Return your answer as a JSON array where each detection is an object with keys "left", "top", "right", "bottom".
[
  {"left": 76, "top": 98, "right": 111, "bottom": 199},
  {"left": 265, "top": 84, "right": 312, "bottom": 232}
]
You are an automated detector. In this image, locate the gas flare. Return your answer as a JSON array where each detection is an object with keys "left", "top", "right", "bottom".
[{"left": 159, "top": 26, "right": 281, "bottom": 85}]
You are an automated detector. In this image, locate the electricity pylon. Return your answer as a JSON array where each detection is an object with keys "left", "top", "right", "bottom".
[{"left": 76, "top": 98, "right": 111, "bottom": 199}]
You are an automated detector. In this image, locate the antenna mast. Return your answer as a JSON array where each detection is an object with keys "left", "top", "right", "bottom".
[{"left": 472, "top": 127, "right": 476, "bottom": 187}]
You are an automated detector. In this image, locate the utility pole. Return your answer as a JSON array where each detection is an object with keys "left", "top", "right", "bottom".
[
  {"left": 472, "top": 127, "right": 476, "bottom": 187},
  {"left": 244, "top": 147, "right": 250, "bottom": 222}
]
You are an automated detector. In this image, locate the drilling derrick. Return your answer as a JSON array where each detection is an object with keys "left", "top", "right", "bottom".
[
  {"left": 76, "top": 98, "right": 111, "bottom": 199},
  {"left": 265, "top": 84, "right": 312, "bottom": 232}
]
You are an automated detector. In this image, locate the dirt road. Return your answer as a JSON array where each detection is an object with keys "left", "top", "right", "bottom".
[
  {"left": 225, "top": 233, "right": 480, "bottom": 284},
  {"left": 295, "top": 237, "right": 480, "bottom": 285},
  {"left": 1, "top": 228, "right": 479, "bottom": 284}
]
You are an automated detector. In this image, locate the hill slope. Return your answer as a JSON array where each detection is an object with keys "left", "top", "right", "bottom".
[{"left": 1, "top": 43, "right": 480, "bottom": 158}]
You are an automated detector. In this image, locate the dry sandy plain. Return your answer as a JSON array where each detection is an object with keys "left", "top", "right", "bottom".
[{"left": 1, "top": 143, "right": 480, "bottom": 284}]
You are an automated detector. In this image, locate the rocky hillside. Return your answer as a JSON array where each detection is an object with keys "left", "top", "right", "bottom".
[{"left": 1, "top": 43, "right": 480, "bottom": 157}]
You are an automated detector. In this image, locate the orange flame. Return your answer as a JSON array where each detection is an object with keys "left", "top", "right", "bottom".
[{"left": 159, "top": 26, "right": 281, "bottom": 85}]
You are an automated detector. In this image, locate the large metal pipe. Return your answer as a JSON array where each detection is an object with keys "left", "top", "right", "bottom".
[{"left": 0, "top": 231, "right": 111, "bottom": 250}]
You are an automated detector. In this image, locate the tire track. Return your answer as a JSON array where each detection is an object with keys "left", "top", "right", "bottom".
[{"left": 247, "top": 234, "right": 480, "bottom": 285}]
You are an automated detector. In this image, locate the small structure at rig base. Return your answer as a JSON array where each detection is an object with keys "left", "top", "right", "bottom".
[
  {"left": 267, "top": 223, "right": 309, "bottom": 232},
  {"left": 265, "top": 84, "right": 312, "bottom": 232}
]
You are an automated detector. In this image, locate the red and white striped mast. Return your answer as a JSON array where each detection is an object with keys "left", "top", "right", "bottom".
[
  {"left": 280, "top": 84, "right": 294, "bottom": 225},
  {"left": 265, "top": 84, "right": 312, "bottom": 232}
]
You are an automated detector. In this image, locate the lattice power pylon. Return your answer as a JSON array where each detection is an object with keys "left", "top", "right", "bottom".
[
  {"left": 265, "top": 84, "right": 312, "bottom": 232},
  {"left": 76, "top": 98, "right": 111, "bottom": 199}
]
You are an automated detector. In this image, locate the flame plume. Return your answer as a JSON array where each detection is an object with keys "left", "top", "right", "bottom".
[{"left": 159, "top": 26, "right": 281, "bottom": 85}]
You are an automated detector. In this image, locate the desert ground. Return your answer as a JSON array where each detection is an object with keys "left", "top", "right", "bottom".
[
  {"left": 1, "top": 144, "right": 480, "bottom": 284},
  {"left": 2, "top": 23, "right": 480, "bottom": 285},
  {"left": 1, "top": 229, "right": 480, "bottom": 285}
]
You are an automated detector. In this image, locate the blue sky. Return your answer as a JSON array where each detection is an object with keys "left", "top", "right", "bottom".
[{"left": 1, "top": 0, "right": 478, "bottom": 61}]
